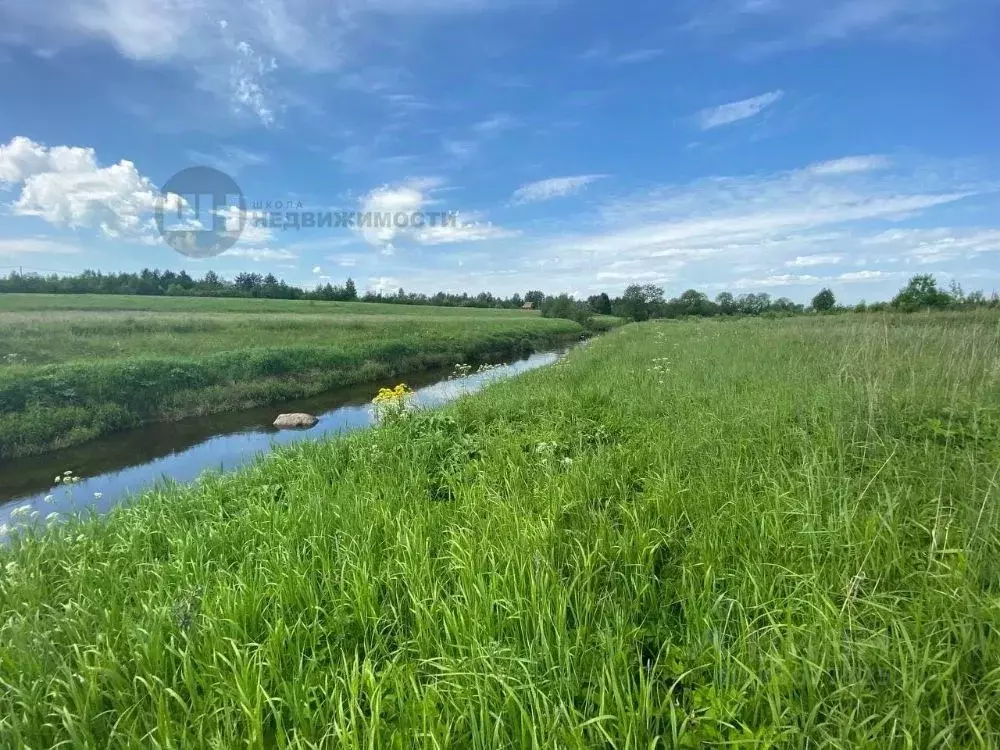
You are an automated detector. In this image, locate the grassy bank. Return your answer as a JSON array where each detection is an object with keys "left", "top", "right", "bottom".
[
  {"left": 3, "top": 314, "right": 1000, "bottom": 746},
  {"left": 0, "top": 294, "right": 584, "bottom": 458}
]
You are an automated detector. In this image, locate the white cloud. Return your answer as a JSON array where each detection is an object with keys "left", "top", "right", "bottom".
[
  {"left": 1, "top": 136, "right": 178, "bottom": 240},
  {"left": 699, "top": 90, "right": 784, "bottom": 129},
  {"left": 808, "top": 155, "right": 891, "bottom": 175},
  {"left": 0, "top": 136, "right": 97, "bottom": 183},
  {"left": 220, "top": 247, "right": 297, "bottom": 261},
  {"left": 511, "top": 175, "right": 607, "bottom": 204},
  {"left": 355, "top": 178, "right": 513, "bottom": 250},
  {"left": 0, "top": 0, "right": 537, "bottom": 125},
  {"left": 358, "top": 177, "right": 436, "bottom": 248},
  {"left": 686, "top": 0, "right": 990, "bottom": 56},
  {"left": 861, "top": 228, "right": 1000, "bottom": 264},
  {"left": 786, "top": 254, "right": 844, "bottom": 267},
  {"left": 369, "top": 275, "right": 403, "bottom": 294},
  {"left": 463, "top": 155, "right": 990, "bottom": 298},
  {"left": 312, "top": 265, "right": 322, "bottom": 274},
  {"left": 415, "top": 219, "right": 520, "bottom": 245},
  {"left": 0, "top": 238, "right": 81, "bottom": 256},
  {"left": 186, "top": 146, "right": 268, "bottom": 175}
]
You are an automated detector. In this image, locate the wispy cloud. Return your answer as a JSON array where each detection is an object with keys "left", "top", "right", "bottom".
[
  {"left": 785, "top": 254, "right": 844, "bottom": 267},
  {"left": 511, "top": 175, "right": 607, "bottom": 204},
  {"left": 186, "top": 145, "right": 269, "bottom": 175},
  {"left": 472, "top": 113, "right": 520, "bottom": 134},
  {"left": 699, "top": 90, "right": 785, "bottom": 130},
  {"left": 0, "top": 0, "right": 541, "bottom": 125},
  {"left": 0, "top": 238, "right": 81, "bottom": 256},
  {"left": 476, "top": 155, "right": 988, "bottom": 297},
  {"left": 685, "top": 0, "right": 991, "bottom": 56},
  {"left": 808, "top": 155, "right": 891, "bottom": 175},
  {"left": 220, "top": 247, "right": 297, "bottom": 261}
]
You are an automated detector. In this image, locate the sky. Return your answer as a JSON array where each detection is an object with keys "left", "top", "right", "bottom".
[{"left": 0, "top": 0, "right": 999, "bottom": 302}]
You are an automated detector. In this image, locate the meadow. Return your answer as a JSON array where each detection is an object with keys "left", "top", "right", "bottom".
[
  {"left": 2, "top": 313, "right": 999, "bottom": 746},
  {"left": 0, "top": 294, "right": 583, "bottom": 458}
]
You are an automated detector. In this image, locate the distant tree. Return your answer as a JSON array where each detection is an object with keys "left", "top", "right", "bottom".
[
  {"left": 587, "top": 292, "right": 613, "bottom": 315},
  {"left": 891, "top": 274, "right": 952, "bottom": 312},
  {"left": 620, "top": 284, "right": 663, "bottom": 322},
  {"left": 524, "top": 290, "right": 545, "bottom": 309},
  {"left": 715, "top": 292, "right": 735, "bottom": 315},
  {"left": 771, "top": 297, "right": 803, "bottom": 314},
  {"left": 345, "top": 277, "right": 358, "bottom": 301},
  {"left": 541, "top": 294, "right": 592, "bottom": 325},
  {"left": 674, "top": 289, "right": 718, "bottom": 317},
  {"left": 734, "top": 292, "right": 771, "bottom": 316},
  {"left": 234, "top": 272, "right": 264, "bottom": 297},
  {"left": 812, "top": 288, "right": 836, "bottom": 312}
]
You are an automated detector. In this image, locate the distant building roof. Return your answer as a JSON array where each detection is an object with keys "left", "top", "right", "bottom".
[{"left": 521, "top": 302, "right": 534, "bottom": 309}]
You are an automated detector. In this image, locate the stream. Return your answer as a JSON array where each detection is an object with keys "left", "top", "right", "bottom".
[{"left": 0, "top": 347, "right": 567, "bottom": 536}]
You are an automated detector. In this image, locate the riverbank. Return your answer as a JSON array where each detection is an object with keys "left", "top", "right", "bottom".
[
  {"left": 0, "top": 348, "right": 568, "bottom": 513},
  {"left": 2, "top": 314, "right": 998, "bottom": 745},
  {"left": 0, "top": 295, "right": 587, "bottom": 458}
]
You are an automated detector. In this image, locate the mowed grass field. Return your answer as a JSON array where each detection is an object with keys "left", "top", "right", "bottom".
[
  {"left": 2, "top": 313, "right": 999, "bottom": 746},
  {"left": 0, "top": 294, "right": 583, "bottom": 458}
]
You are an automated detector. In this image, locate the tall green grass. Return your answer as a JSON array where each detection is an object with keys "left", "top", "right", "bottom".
[
  {"left": 2, "top": 314, "right": 999, "bottom": 746},
  {"left": 0, "top": 295, "right": 584, "bottom": 457}
]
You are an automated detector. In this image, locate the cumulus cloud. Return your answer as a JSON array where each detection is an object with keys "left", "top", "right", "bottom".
[
  {"left": 356, "top": 178, "right": 515, "bottom": 251},
  {"left": 369, "top": 275, "right": 403, "bottom": 294},
  {"left": 511, "top": 175, "right": 607, "bottom": 204},
  {"left": 699, "top": 90, "right": 784, "bottom": 129},
  {"left": 0, "top": 136, "right": 178, "bottom": 240}
]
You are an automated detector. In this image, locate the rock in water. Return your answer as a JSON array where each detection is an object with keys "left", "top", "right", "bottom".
[{"left": 273, "top": 413, "right": 319, "bottom": 429}]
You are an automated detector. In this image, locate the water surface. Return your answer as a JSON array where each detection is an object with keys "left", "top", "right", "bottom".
[{"left": 0, "top": 349, "right": 564, "bottom": 534}]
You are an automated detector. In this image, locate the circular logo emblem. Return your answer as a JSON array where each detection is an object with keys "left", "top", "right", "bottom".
[{"left": 155, "top": 166, "right": 245, "bottom": 257}]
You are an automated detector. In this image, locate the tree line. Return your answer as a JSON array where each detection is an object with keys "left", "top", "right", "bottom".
[{"left": 1, "top": 269, "right": 996, "bottom": 321}]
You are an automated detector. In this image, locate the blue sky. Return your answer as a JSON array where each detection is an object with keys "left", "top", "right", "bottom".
[{"left": 1, "top": 0, "right": 999, "bottom": 302}]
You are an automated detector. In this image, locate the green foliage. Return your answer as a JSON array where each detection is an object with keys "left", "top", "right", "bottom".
[
  {"left": 892, "top": 274, "right": 954, "bottom": 311},
  {"left": 811, "top": 287, "right": 836, "bottom": 312},
  {"left": 0, "top": 296, "right": 581, "bottom": 457},
  {"left": 539, "top": 294, "right": 593, "bottom": 326},
  {"left": 3, "top": 315, "right": 1000, "bottom": 745}
]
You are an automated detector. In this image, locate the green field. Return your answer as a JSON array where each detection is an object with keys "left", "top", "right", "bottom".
[
  {"left": 0, "top": 294, "right": 584, "bottom": 458},
  {"left": 2, "top": 313, "right": 999, "bottom": 746}
]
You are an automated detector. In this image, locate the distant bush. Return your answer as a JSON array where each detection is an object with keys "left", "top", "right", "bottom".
[
  {"left": 540, "top": 294, "right": 593, "bottom": 326},
  {"left": 891, "top": 275, "right": 953, "bottom": 312}
]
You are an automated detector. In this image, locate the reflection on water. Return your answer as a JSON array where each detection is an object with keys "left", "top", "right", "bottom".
[{"left": 0, "top": 349, "right": 563, "bottom": 535}]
